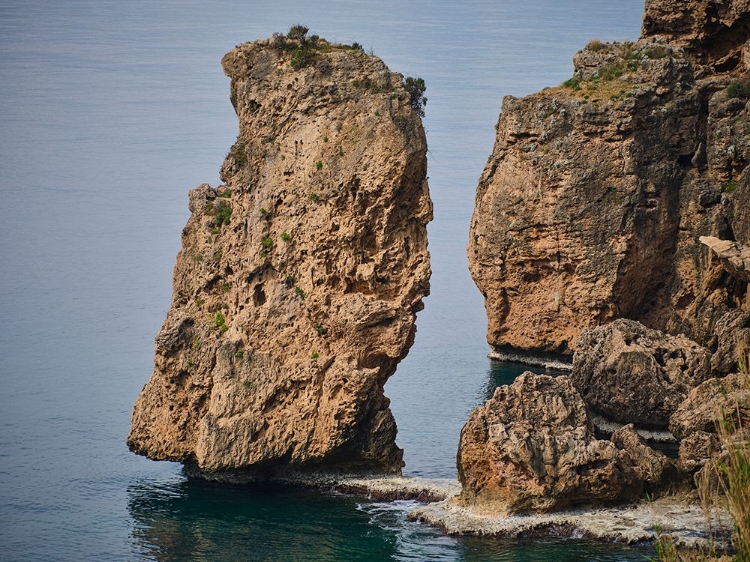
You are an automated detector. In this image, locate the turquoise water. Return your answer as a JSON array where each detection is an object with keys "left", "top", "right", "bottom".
[
  {"left": 127, "top": 478, "right": 648, "bottom": 561},
  {"left": 125, "top": 477, "right": 650, "bottom": 561},
  {"left": 0, "top": 1, "right": 651, "bottom": 559}
]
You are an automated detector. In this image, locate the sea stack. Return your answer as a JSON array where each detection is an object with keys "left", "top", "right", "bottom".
[
  {"left": 468, "top": 0, "right": 749, "bottom": 358},
  {"left": 127, "top": 30, "right": 431, "bottom": 478}
]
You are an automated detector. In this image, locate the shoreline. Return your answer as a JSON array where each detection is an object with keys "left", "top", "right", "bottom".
[
  {"left": 275, "top": 474, "right": 461, "bottom": 503},
  {"left": 488, "top": 350, "right": 573, "bottom": 372},
  {"left": 409, "top": 494, "right": 718, "bottom": 548},
  {"left": 184, "top": 466, "right": 461, "bottom": 502},
  {"left": 188, "top": 467, "right": 716, "bottom": 546}
]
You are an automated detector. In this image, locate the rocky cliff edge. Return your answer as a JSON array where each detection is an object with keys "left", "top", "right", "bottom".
[{"left": 468, "top": 0, "right": 750, "bottom": 357}]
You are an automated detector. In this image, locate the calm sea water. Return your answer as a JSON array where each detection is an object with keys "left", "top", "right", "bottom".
[{"left": 0, "top": 1, "right": 650, "bottom": 560}]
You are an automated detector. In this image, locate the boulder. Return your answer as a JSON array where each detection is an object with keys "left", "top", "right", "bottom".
[
  {"left": 677, "top": 430, "right": 722, "bottom": 473},
  {"left": 611, "top": 424, "right": 676, "bottom": 489},
  {"left": 457, "top": 373, "right": 671, "bottom": 514},
  {"left": 571, "top": 319, "right": 712, "bottom": 428},
  {"left": 670, "top": 372, "right": 750, "bottom": 440},
  {"left": 693, "top": 425, "right": 750, "bottom": 492}
]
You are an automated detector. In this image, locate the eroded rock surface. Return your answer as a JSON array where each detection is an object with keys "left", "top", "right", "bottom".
[
  {"left": 469, "top": 0, "right": 750, "bottom": 358},
  {"left": 672, "top": 372, "right": 750, "bottom": 486},
  {"left": 611, "top": 424, "right": 677, "bottom": 488},
  {"left": 571, "top": 319, "right": 712, "bottom": 428},
  {"left": 128, "top": 34, "right": 431, "bottom": 477},
  {"left": 701, "top": 236, "right": 750, "bottom": 283},
  {"left": 670, "top": 372, "right": 750, "bottom": 440},
  {"left": 642, "top": 0, "right": 750, "bottom": 74},
  {"left": 677, "top": 430, "right": 721, "bottom": 473},
  {"left": 710, "top": 309, "right": 750, "bottom": 375},
  {"left": 457, "top": 373, "right": 672, "bottom": 514}
]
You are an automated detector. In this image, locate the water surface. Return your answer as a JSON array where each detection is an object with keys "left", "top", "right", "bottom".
[{"left": 0, "top": 1, "right": 647, "bottom": 559}]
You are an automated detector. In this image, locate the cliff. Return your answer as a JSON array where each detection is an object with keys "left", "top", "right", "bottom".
[
  {"left": 452, "top": 0, "right": 750, "bottom": 526},
  {"left": 127, "top": 31, "right": 432, "bottom": 477},
  {"left": 468, "top": 0, "right": 750, "bottom": 357}
]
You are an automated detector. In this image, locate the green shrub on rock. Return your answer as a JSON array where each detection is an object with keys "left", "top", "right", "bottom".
[{"left": 404, "top": 76, "right": 427, "bottom": 117}]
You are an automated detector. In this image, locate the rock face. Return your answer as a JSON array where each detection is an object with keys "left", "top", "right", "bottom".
[
  {"left": 457, "top": 373, "right": 673, "bottom": 514},
  {"left": 642, "top": 0, "right": 750, "bottom": 73},
  {"left": 571, "top": 319, "right": 712, "bottom": 428},
  {"left": 701, "top": 236, "right": 750, "bottom": 283},
  {"left": 468, "top": 0, "right": 750, "bottom": 357},
  {"left": 710, "top": 309, "right": 750, "bottom": 375},
  {"left": 670, "top": 372, "right": 750, "bottom": 440},
  {"left": 128, "top": 34, "right": 432, "bottom": 477}
]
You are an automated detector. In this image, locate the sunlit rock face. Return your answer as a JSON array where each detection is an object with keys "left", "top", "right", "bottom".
[
  {"left": 469, "top": 0, "right": 749, "bottom": 358},
  {"left": 457, "top": 373, "right": 674, "bottom": 514},
  {"left": 128, "top": 33, "right": 432, "bottom": 478}
]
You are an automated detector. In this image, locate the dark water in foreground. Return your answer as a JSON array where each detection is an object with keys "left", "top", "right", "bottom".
[
  {"left": 0, "top": 0, "right": 652, "bottom": 559},
  {"left": 126, "top": 478, "right": 649, "bottom": 562}
]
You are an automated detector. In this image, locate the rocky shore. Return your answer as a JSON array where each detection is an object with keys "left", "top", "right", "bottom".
[
  {"left": 409, "top": 495, "right": 713, "bottom": 547},
  {"left": 181, "top": 468, "right": 721, "bottom": 546},
  {"left": 181, "top": 469, "right": 720, "bottom": 546},
  {"left": 456, "top": 0, "right": 749, "bottom": 542}
]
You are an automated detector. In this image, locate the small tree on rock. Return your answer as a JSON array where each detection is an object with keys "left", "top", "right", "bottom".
[
  {"left": 404, "top": 76, "right": 427, "bottom": 117},
  {"left": 287, "top": 24, "right": 309, "bottom": 42}
]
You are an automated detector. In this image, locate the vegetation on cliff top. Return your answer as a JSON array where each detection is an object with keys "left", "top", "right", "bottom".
[
  {"left": 558, "top": 40, "right": 675, "bottom": 103},
  {"left": 269, "top": 25, "right": 427, "bottom": 117},
  {"left": 270, "top": 24, "right": 368, "bottom": 70}
]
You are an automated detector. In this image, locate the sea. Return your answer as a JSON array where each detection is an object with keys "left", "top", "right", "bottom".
[{"left": 0, "top": 1, "right": 654, "bottom": 560}]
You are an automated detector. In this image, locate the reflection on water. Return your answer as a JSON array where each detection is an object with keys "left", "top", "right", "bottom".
[
  {"left": 127, "top": 475, "right": 651, "bottom": 562},
  {"left": 128, "top": 476, "right": 473, "bottom": 561}
]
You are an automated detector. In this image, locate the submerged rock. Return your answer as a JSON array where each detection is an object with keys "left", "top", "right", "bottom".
[
  {"left": 571, "top": 319, "right": 712, "bottom": 428},
  {"left": 456, "top": 373, "right": 673, "bottom": 514},
  {"left": 128, "top": 33, "right": 431, "bottom": 477},
  {"left": 468, "top": 0, "right": 750, "bottom": 358}
]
